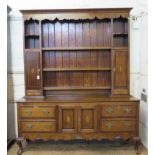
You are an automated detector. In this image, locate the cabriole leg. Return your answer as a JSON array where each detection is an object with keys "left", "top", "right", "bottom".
[
  {"left": 133, "top": 137, "right": 142, "bottom": 154},
  {"left": 16, "top": 137, "right": 26, "bottom": 155}
]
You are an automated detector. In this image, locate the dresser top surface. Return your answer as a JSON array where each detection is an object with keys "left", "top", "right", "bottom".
[{"left": 17, "top": 95, "right": 139, "bottom": 103}]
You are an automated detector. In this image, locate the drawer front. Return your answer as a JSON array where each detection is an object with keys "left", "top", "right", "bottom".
[
  {"left": 21, "top": 121, "right": 56, "bottom": 132},
  {"left": 101, "top": 105, "right": 136, "bottom": 117},
  {"left": 100, "top": 120, "right": 136, "bottom": 132},
  {"left": 20, "top": 106, "right": 56, "bottom": 118}
]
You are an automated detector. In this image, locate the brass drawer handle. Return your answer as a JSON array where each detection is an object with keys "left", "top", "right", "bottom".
[
  {"left": 106, "top": 122, "right": 113, "bottom": 129},
  {"left": 26, "top": 123, "right": 33, "bottom": 129},
  {"left": 25, "top": 110, "right": 32, "bottom": 116},
  {"left": 44, "top": 124, "right": 51, "bottom": 129},
  {"left": 124, "top": 108, "right": 132, "bottom": 113},
  {"left": 43, "top": 111, "right": 50, "bottom": 115},
  {"left": 105, "top": 107, "right": 113, "bottom": 113}
]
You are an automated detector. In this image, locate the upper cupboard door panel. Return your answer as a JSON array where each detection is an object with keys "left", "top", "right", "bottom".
[
  {"left": 113, "top": 50, "right": 128, "bottom": 94},
  {"left": 25, "top": 51, "right": 41, "bottom": 89},
  {"left": 41, "top": 20, "right": 111, "bottom": 48}
]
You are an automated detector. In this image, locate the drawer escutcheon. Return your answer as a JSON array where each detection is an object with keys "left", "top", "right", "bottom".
[
  {"left": 43, "top": 110, "right": 50, "bottom": 115},
  {"left": 124, "top": 108, "right": 132, "bottom": 113},
  {"left": 105, "top": 107, "right": 113, "bottom": 113},
  {"left": 25, "top": 110, "right": 32, "bottom": 116},
  {"left": 44, "top": 124, "right": 52, "bottom": 129},
  {"left": 106, "top": 122, "right": 113, "bottom": 129},
  {"left": 26, "top": 123, "right": 33, "bottom": 129},
  {"left": 124, "top": 122, "right": 131, "bottom": 128}
]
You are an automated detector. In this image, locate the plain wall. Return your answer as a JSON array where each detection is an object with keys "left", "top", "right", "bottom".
[{"left": 7, "top": 0, "right": 148, "bottom": 148}]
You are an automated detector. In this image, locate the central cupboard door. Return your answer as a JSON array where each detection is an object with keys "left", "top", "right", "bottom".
[
  {"left": 58, "top": 105, "right": 97, "bottom": 133},
  {"left": 58, "top": 106, "right": 77, "bottom": 133},
  {"left": 78, "top": 106, "right": 97, "bottom": 133}
]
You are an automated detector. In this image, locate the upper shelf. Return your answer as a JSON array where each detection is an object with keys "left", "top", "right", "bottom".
[
  {"left": 25, "top": 35, "right": 39, "bottom": 37},
  {"left": 24, "top": 47, "right": 128, "bottom": 51},
  {"left": 43, "top": 86, "right": 111, "bottom": 90},
  {"left": 42, "top": 47, "right": 111, "bottom": 51},
  {"left": 113, "top": 33, "right": 128, "bottom": 36},
  {"left": 43, "top": 68, "right": 112, "bottom": 71}
]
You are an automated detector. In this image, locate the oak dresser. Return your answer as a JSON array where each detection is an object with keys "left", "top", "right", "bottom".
[{"left": 16, "top": 8, "right": 141, "bottom": 155}]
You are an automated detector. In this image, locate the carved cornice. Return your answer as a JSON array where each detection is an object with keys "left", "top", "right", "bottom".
[{"left": 21, "top": 8, "right": 131, "bottom": 21}]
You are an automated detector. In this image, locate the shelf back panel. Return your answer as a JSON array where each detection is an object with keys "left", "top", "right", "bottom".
[
  {"left": 42, "top": 50, "right": 111, "bottom": 69},
  {"left": 43, "top": 71, "right": 111, "bottom": 88},
  {"left": 41, "top": 20, "right": 111, "bottom": 48}
]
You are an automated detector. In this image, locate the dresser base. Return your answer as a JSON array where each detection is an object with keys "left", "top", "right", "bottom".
[
  {"left": 15, "top": 136, "right": 141, "bottom": 155},
  {"left": 16, "top": 96, "right": 140, "bottom": 154}
]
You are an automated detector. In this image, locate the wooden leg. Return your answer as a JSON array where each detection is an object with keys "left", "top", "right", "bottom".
[
  {"left": 15, "top": 137, "right": 26, "bottom": 155},
  {"left": 133, "top": 137, "right": 142, "bottom": 154}
]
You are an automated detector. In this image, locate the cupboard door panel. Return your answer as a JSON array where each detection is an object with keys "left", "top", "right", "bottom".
[
  {"left": 78, "top": 106, "right": 97, "bottom": 133},
  {"left": 25, "top": 51, "right": 41, "bottom": 90},
  {"left": 113, "top": 50, "right": 128, "bottom": 94},
  {"left": 58, "top": 106, "right": 77, "bottom": 133}
]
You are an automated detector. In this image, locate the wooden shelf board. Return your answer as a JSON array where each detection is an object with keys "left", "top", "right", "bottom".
[
  {"left": 113, "top": 33, "right": 128, "bottom": 35},
  {"left": 43, "top": 86, "right": 111, "bottom": 90},
  {"left": 25, "top": 35, "right": 39, "bottom": 37},
  {"left": 25, "top": 49, "right": 40, "bottom": 52},
  {"left": 42, "top": 47, "right": 111, "bottom": 51},
  {"left": 43, "top": 68, "right": 112, "bottom": 71},
  {"left": 112, "top": 47, "right": 128, "bottom": 50}
]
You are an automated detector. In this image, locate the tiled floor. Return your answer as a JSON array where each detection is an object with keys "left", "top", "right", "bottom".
[{"left": 8, "top": 141, "right": 148, "bottom": 155}]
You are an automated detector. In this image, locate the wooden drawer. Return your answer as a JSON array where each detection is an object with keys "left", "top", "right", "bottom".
[
  {"left": 100, "top": 104, "right": 136, "bottom": 117},
  {"left": 100, "top": 119, "right": 136, "bottom": 132},
  {"left": 20, "top": 106, "right": 56, "bottom": 118},
  {"left": 21, "top": 121, "right": 56, "bottom": 132}
]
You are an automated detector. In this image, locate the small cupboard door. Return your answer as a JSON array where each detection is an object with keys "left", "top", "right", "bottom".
[
  {"left": 113, "top": 50, "right": 129, "bottom": 95},
  {"left": 58, "top": 106, "right": 77, "bottom": 133},
  {"left": 78, "top": 106, "right": 97, "bottom": 133},
  {"left": 25, "top": 51, "right": 42, "bottom": 95}
]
